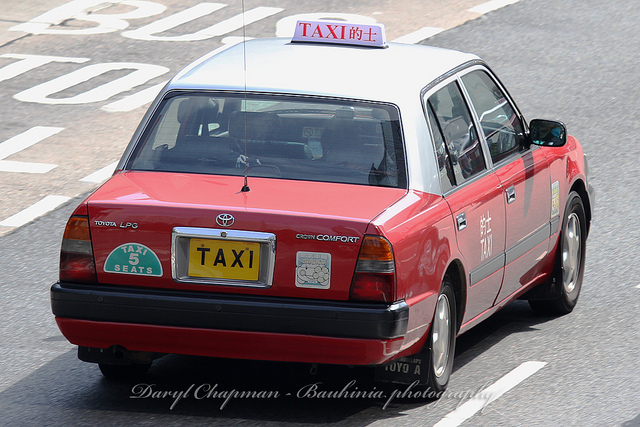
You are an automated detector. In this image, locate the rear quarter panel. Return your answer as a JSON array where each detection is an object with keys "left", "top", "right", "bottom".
[{"left": 369, "top": 190, "right": 459, "bottom": 353}]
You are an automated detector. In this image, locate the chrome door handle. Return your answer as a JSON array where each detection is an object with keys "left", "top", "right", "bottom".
[
  {"left": 506, "top": 186, "right": 516, "bottom": 204},
  {"left": 456, "top": 212, "right": 467, "bottom": 231}
]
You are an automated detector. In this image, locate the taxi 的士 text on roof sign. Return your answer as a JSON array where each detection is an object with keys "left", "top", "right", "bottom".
[
  {"left": 292, "top": 20, "right": 387, "bottom": 48},
  {"left": 50, "top": 33, "right": 594, "bottom": 395}
]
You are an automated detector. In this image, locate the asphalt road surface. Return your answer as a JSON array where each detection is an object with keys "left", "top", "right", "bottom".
[{"left": 1, "top": 0, "right": 639, "bottom": 425}]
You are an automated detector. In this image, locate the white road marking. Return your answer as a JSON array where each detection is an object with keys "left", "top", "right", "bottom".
[
  {"left": 14, "top": 62, "right": 169, "bottom": 105},
  {"left": 122, "top": 6, "right": 283, "bottom": 42},
  {"left": 636, "top": 284, "right": 640, "bottom": 289},
  {"left": 80, "top": 161, "right": 118, "bottom": 183},
  {"left": 392, "top": 27, "right": 443, "bottom": 44},
  {"left": 0, "top": 54, "right": 89, "bottom": 84},
  {"left": 121, "top": 3, "right": 227, "bottom": 42},
  {"left": 469, "top": 0, "right": 521, "bottom": 14},
  {"left": 433, "top": 361, "right": 547, "bottom": 427},
  {"left": 10, "top": 0, "right": 166, "bottom": 35},
  {"left": 201, "top": 7, "right": 284, "bottom": 38},
  {"left": 101, "top": 81, "right": 167, "bottom": 112},
  {"left": 0, "top": 126, "right": 63, "bottom": 160},
  {"left": 0, "top": 195, "right": 71, "bottom": 228},
  {"left": 0, "top": 160, "right": 57, "bottom": 173}
]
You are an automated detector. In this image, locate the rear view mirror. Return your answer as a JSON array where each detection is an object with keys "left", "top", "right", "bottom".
[{"left": 529, "top": 119, "right": 567, "bottom": 147}]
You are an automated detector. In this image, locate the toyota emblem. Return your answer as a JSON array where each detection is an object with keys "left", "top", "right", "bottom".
[{"left": 216, "top": 213, "right": 235, "bottom": 227}]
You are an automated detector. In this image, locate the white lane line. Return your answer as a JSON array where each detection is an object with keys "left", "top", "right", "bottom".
[
  {"left": 636, "top": 284, "right": 640, "bottom": 289},
  {"left": 0, "top": 160, "right": 57, "bottom": 173},
  {"left": 0, "top": 126, "right": 63, "bottom": 160},
  {"left": 0, "top": 195, "right": 71, "bottom": 228},
  {"left": 102, "top": 81, "right": 167, "bottom": 112},
  {"left": 80, "top": 161, "right": 118, "bottom": 183},
  {"left": 434, "top": 361, "right": 547, "bottom": 427},
  {"left": 469, "top": 0, "right": 521, "bottom": 14},
  {"left": 393, "top": 27, "right": 444, "bottom": 44}
]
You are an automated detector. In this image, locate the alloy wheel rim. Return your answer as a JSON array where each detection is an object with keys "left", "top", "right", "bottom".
[
  {"left": 562, "top": 212, "right": 581, "bottom": 294},
  {"left": 432, "top": 293, "right": 451, "bottom": 378}
]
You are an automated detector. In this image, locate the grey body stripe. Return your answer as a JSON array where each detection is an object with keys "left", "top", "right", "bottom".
[
  {"left": 469, "top": 222, "right": 552, "bottom": 286},
  {"left": 469, "top": 253, "right": 506, "bottom": 286},
  {"left": 505, "top": 222, "right": 550, "bottom": 265}
]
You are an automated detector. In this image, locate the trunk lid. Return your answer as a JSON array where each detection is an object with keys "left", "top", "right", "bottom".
[{"left": 87, "top": 171, "right": 406, "bottom": 301}]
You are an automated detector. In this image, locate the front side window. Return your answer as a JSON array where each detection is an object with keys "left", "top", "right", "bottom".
[
  {"left": 461, "top": 70, "right": 525, "bottom": 164},
  {"left": 427, "top": 82, "right": 486, "bottom": 185},
  {"left": 128, "top": 93, "right": 406, "bottom": 188}
]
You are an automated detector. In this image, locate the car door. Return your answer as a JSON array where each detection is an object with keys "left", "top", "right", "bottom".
[
  {"left": 425, "top": 79, "right": 506, "bottom": 325},
  {"left": 460, "top": 68, "right": 552, "bottom": 304}
]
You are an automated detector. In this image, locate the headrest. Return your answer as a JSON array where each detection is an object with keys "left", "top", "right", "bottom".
[
  {"left": 228, "top": 111, "right": 281, "bottom": 140},
  {"left": 177, "top": 97, "right": 219, "bottom": 124}
]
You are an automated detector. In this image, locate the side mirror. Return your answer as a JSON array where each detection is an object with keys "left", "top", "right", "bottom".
[{"left": 529, "top": 119, "right": 567, "bottom": 147}]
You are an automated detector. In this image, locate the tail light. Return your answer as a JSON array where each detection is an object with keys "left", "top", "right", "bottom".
[
  {"left": 350, "top": 235, "right": 395, "bottom": 302},
  {"left": 60, "top": 216, "right": 97, "bottom": 284}
]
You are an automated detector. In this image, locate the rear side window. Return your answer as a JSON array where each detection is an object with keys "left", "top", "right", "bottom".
[
  {"left": 427, "top": 82, "right": 486, "bottom": 185},
  {"left": 128, "top": 93, "right": 406, "bottom": 188},
  {"left": 426, "top": 105, "right": 456, "bottom": 193}
]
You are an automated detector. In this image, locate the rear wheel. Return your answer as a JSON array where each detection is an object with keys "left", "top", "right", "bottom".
[
  {"left": 529, "top": 191, "right": 586, "bottom": 315},
  {"left": 425, "top": 276, "right": 457, "bottom": 393},
  {"left": 373, "top": 276, "right": 457, "bottom": 397}
]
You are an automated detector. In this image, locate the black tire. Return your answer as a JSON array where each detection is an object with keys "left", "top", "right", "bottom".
[
  {"left": 529, "top": 191, "right": 586, "bottom": 315},
  {"left": 424, "top": 276, "right": 457, "bottom": 394},
  {"left": 99, "top": 362, "right": 151, "bottom": 380}
]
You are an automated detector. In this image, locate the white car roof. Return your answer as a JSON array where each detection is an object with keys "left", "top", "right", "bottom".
[
  {"left": 168, "top": 38, "right": 479, "bottom": 104},
  {"left": 120, "top": 38, "right": 484, "bottom": 196}
]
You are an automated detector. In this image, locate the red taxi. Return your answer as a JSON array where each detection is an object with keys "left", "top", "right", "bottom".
[{"left": 51, "top": 21, "right": 594, "bottom": 392}]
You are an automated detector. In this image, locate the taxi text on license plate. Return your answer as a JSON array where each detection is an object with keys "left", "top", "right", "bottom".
[{"left": 188, "top": 238, "right": 260, "bottom": 281}]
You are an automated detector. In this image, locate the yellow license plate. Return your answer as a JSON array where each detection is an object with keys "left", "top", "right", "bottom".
[{"left": 188, "top": 238, "right": 260, "bottom": 281}]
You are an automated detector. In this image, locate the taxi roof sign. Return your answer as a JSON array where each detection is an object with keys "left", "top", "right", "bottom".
[{"left": 292, "top": 20, "right": 387, "bottom": 48}]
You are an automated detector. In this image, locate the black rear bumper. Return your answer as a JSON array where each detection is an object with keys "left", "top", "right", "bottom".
[{"left": 51, "top": 282, "right": 409, "bottom": 340}]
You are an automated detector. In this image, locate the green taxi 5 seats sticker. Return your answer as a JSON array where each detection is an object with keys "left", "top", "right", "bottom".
[{"left": 104, "top": 243, "right": 163, "bottom": 276}]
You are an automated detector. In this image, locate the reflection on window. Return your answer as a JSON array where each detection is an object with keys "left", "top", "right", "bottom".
[
  {"left": 427, "top": 105, "right": 455, "bottom": 193},
  {"left": 461, "top": 71, "right": 524, "bottom": 164},
  {"left": 128, "top": 93, "right": 406, "bottom": 188},
  {"left": 428, "top": 82, "right": 485, "bottom": 185}
]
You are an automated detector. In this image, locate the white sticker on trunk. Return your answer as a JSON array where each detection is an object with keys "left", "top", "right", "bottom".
[
  {"left": 104, "top": 243, "right": 163, "bottom": 276},
  {"left": 296, "top": 251, "right": 331, "bottom": 289}
]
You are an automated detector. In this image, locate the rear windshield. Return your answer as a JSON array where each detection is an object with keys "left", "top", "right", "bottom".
[{"left": 127, "top": 92, "right": 406, "bottom": 188}]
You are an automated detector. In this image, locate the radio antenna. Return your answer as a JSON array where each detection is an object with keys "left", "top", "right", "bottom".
[{"left": 240, "top": 0, "right": 250, "bottom": 193}]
